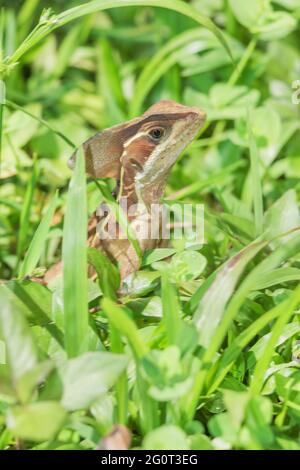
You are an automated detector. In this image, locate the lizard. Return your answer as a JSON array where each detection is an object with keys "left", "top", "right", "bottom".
[{"left": 45, "top": 100, "right": 206, "bottom": 283}]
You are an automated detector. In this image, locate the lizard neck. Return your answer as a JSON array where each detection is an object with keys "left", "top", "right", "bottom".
[{"left": 117, "top": 167, "right": 167, "bottom": 216}]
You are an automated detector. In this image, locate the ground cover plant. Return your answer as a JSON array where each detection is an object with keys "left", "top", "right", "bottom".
[{"left": 0, "top": 0, "right": 300, "bottom": 450}]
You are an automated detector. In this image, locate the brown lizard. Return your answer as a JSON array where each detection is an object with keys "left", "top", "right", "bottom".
[{"left": 45, "top": 100, "right": 205, "bottom": 283}]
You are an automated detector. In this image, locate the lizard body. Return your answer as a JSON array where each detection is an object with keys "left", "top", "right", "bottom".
[{"left": 70, "top": 100, "right": 206, "bottom": 280}]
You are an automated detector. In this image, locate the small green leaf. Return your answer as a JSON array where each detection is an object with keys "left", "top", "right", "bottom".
[
  {"left": 142, "top": 248, "right": 177, "bottom": 266},
  {"left": 59, "top": 352, "right": 128, "bottom": 411},
  {"left": 154, "top": 251, "right": 207, "bottom": 283},
  {"left": 122, "top": 271, "right": 160, "bottom": 298}
]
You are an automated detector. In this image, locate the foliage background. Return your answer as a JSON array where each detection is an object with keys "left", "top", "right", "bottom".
[{"left": 0, "top": 0, "right": 300, "bottom": 450}]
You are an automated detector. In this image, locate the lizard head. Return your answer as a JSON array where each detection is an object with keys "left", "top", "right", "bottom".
[
  {"left": 68, "top": 100, "right": 206, "bottom": 195},
  {"left": 123, "top": 100, "right": 206, "bottom": 189}
]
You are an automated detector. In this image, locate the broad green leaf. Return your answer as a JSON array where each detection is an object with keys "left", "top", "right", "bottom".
[
  {"left": 194, "top": 241, "right": 266, "bottom": 348},
  {"left": 223, "top": 390, "right": 249, "bottom": 429},
  {"left": 5, "top": 104, "right": 41, "bottom": 147},
  {"left": 6, "top": 280, "right": 63, "bottom": 347},
  {"left": 263, "top": 189, "right": 300, "bottom": 241},
  {"left": 142, "top": 296, "right": 162, "bottom": 318},
  {"left": 245, "top": 396, "right": 274, "bottom": 448},
  {"left": 208, "top": 412, "right": 237, "bottom": 446},
  {"left": 0, "top": 286, "right": 38, "bottom": 384},
  {"left": 5, "top": 100, "right": 76, "bottom": 151},
  {"left": 229, "top": 0, "right": 266, "bottom": 29},
  {"left": 17, "top": 360, "right": 54, "bottom": 404},
  {"left": 6, "top": 401, "right": 66, "bottom": 442},
  {"left": 59, "top": 352, "right": 128, "bottom": 411},
  {"left": 143, "top": 424, "right": 189, "bottom": 450},
  {"left": 190, "top": 433, "right": 214, "bottom": 450}
]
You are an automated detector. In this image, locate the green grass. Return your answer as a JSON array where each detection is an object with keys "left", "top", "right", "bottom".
[{"left": 0, "top": 0, "right": 300, "bottom": 451}]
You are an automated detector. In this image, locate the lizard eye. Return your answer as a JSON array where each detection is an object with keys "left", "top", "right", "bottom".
[{"left": 149, "top": 127, "right": 165, "bottom": 142}]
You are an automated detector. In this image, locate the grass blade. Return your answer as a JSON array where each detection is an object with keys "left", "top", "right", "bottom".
[
  {"left": 193, "top": 240, "right": 267, "bottom": 348},
  {"left": 87, "top": 247, "right": 120, "bottom": 300},
  {"left": 62, "top": 147, "right": 89, "bottom": 358},
  {"left": 161, "top": 272, "right": 181, "bottom": 345},
  {"left": 206, "top": 296, "right": 295, "bottom": 394},
  {"left": 102, "top": 298, "right": 158, "bottom": 432},
  {"left": 130, "top": 28, "right": 214, "bottom": 116},
  {"left": 18, "top": 191, "right": 59, "bottom": 278},
  {"left": 250, "top": 284, "right": 300, "bottom": 395}
]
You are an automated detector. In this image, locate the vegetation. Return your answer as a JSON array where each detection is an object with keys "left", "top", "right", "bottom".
[{"left": 0, "top": 0, "right": 300, "bottom": 450}]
